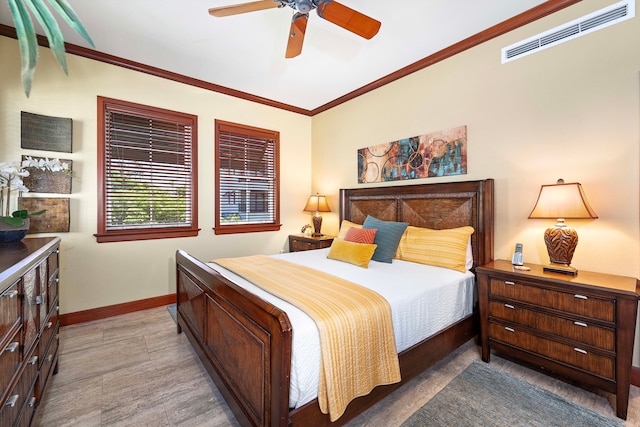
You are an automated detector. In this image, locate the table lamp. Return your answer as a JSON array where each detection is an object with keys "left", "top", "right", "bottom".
[
  {"left": 303, "top": 194, "right": 331, "bottom": 236},
  {"left": 528, "top": 179, "right": 598, "bottom": 275}
]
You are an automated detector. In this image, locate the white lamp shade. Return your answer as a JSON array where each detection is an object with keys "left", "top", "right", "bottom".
[
  {"left": 303, "top": 194, "right": 331, "bottom": 213},
  {"left": 528, "top": 180, "right": 597, "bottom": 220}
]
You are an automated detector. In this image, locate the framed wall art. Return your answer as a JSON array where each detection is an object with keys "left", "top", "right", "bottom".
[
  {"left": 24, "top": 198, "right": 70, "bottom": 233},
  {"left": 358, "top": 125, "right": 467, "bottom": 183},
  {"left": 21, "top": 155, "right": 72, "bottom": 194},
  {"left": 21, "top": 111, "right": 73, "bottom": 153}
]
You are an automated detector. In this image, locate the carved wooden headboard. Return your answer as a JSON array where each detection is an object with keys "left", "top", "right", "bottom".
[{"left": 339, "top": 179, "right": 494, "bottom": 268}]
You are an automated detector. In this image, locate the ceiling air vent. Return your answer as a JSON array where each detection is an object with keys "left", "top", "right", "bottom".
[{"left": 502, "top": 0, "right": 635, "bottom": 63}]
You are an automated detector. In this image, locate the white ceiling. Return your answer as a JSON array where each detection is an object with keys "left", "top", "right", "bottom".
[{"left": 1, "top": 0, "right": 550, "bottom": 111}]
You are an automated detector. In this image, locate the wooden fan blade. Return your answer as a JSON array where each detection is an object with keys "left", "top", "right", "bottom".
[
  {"left": 209, "top": 0, "right": 280, "bottom": 17},
  {"left": 285, "top": 13, "right": 308, "bottom": 58},
  {"left": 316, "top": 0, "right": 380, "bottom": 39}
]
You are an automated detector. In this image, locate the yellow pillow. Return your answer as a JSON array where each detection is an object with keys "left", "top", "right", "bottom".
[
  {"left": 327, "top": 238, "right": 377, "bottom": 268},
  {"left": 395, "top": 226, "right": 474, "bottom": 272},
  {"left": 337, "top": 220, "right": 362, "bottom": 239}
]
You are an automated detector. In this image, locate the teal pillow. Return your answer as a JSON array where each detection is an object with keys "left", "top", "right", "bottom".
[{"left": 362, "top": 215, "right": 409, "bottom": 263}]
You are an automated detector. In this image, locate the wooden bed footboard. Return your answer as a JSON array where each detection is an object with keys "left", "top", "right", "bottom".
[{"left": 176, "top": 249, "right": 293, "bottom": 427}]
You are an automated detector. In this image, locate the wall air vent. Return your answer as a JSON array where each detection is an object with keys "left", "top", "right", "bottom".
[{"left": 502, "top": 0, "right": 634, "bottom": 63}]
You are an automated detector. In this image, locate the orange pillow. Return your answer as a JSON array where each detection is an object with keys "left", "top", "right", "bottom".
[{"left": 344, "top": 227, "right": 377, "bottom": 244}]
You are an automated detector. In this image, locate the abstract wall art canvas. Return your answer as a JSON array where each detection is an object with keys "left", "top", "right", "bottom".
[{"left": 358, "top": 125, "right": 467, "bottom": 183}]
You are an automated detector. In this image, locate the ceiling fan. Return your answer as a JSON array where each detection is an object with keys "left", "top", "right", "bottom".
[{"left": 208, "top": 0, "right": 381, "bottom": 58}]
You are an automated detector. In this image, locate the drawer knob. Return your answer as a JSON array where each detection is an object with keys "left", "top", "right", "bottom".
[
  {"left": 574, "top": 294, "right": 588, "bottom": 300},
  {"left": 573, "top": 321, "right": 588, "bottom": 327},
  {"left": 505, "top": 281, "right": 515, "bottom": 285},
  {"left": 5, "top": 394, "right": 18, "bottom": 407},
  {"left": 47, "top": 321, "right": 53, "bottom": 329},
  {"left": 504, "top": 326, "right": 515, "bottom": 332},
  {"left": 35, "top": 294, "right": 45, "bottom": 305},
  {"left": 5, "top": 341, "right": 19, "bottom": 353},
  {"left": 28, "top": 355, "right": 38, "bottom": 365},
  {"left": 574, "top": 347, "right": 588, "bottom": 355},
  {"left": 45, "top": 355, "right": 54, "bottom": 362},
  {"left": 1, "top": 289, "right": 18, "bottom": 298},
  {"left": 504, "top": 304, "right": 515, "bottom": 309},
  {"left": 28, "top": 397, "right": 36, "bottom": 408}
]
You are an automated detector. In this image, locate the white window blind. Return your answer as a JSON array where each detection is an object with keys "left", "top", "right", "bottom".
[
  {"left": 215, "top": 121, "right": 279, "bottom": 234},
  {"left": 97, "top": 97, "right": 198, "bottom": 242}
]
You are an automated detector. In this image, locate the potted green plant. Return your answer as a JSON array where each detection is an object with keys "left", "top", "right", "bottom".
[
  {"left": 0, "top": 157, "right": 70, "bottom": 242},
  {"left": 8, "top": 0, "right": 94, "bottom": 97}
]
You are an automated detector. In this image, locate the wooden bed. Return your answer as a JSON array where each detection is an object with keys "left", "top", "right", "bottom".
[{"left": 176, "top": 179, "right": 494, "bottom": 427}]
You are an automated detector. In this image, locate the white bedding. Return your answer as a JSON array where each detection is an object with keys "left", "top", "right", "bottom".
[{"left": 208, "top": 248, "right": 475, "bottom": 409}]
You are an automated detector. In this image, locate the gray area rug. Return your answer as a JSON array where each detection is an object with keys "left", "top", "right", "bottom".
[
  {"left": 402, "top": 360, "right": 623, "bottom": 427},
  {"left": 167, "top": 303, "right": 177, "bottom": 324}
]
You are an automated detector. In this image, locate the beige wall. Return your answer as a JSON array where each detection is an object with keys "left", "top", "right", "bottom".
[
  {"left": 313, "top": 0, "right": 640, "bottom": 278},
  {"left": 0, "top": 37, "right": 313, "bottom": 314}
]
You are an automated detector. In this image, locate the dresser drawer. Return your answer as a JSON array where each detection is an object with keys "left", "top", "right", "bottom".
[
  {"left": 288, "top": 235, "right": 334, "bottom": 252},
  {"left": 489, "top": 321, "right": 614, "bottom": 379},
  {"left": 38, "top": 309, "right": 58, "bottom": 373},
  {"left": 0, "top": 387, "right": 20, "bottom": 427},
  {"left": 0, "top": 329, "right": 22, "bottom": 399},
  {"left": 290, "top": 239, "right": 316, "bottom": 251},
  {"left": 489, "top": 301, "right": 615, "bottom": 350},
  {"left": 0, "top": 348, "right": 38, "bottom": 427},
  {"left": 38, "top": 331, "right": 58, "bottom": 397},
  {"left": 489, "top": 278, "right": 615, "bottom": 322},
  {"left": 39, "top": 306, "right": 58, "bottom": 353},
  {"left": 13, "top": 380, "right": 37, "bottom": 427},
  {"left": 0, "top": 283, "right": 20, "bottom": 341}
]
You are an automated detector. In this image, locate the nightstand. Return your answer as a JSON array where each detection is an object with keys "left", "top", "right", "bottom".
[
  {"left": 288, "top": 234, "right": 334, "bottom": 252},
  {"left": 477, "top": 260, "right": 640, "bottom": 420}
]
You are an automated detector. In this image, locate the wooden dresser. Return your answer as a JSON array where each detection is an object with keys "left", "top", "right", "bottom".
[
  {"left": 0, "top": 237, "right": 61, "bottom": 427},
  {"left": 288, "top": 234, "right": 334, "bottom": 252},
  {"left": 477, "top": 260, "right": 639, "bottom": 420}
]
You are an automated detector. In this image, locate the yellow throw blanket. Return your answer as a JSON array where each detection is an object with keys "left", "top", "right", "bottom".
[{"left": 213, "top": 255, "right": 401, "bottom": 421}]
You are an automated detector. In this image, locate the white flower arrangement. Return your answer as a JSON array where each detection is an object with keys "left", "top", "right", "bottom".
[{"left": 0, "top": 157, "right": 70, "bottom": 227}]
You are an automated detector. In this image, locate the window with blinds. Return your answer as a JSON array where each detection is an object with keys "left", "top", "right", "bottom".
[
  {"left": 96, "top": 97, "right": 199, "bottom": 242},
  {"left": 215, "top": 120, "right": 280, "bottom": 234}
]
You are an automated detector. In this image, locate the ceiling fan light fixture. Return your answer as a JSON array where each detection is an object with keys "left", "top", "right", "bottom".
[{"left": 295, "top": 0, "right": 314, "bottom": 13}]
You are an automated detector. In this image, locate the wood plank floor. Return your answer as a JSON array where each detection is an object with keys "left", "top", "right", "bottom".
[{"left": 33, "top": 306, "right": 640, "bottom": 426}]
